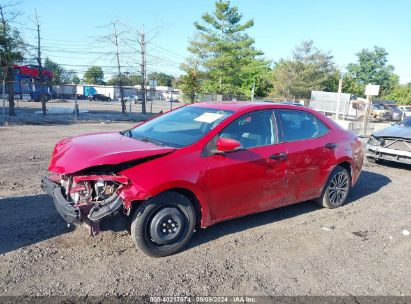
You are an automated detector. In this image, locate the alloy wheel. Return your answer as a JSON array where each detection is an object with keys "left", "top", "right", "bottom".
[{"left": 328, "top": 172, "right": 349, "bottom": 206}]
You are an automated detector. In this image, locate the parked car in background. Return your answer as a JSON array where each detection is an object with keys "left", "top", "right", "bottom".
[
  {"left": 42, "top": 102, "right": 363, "bottom": 257},
  {"left": 385, "top": 105, "right": 403, "bottom": 121},
  {"left": 280, "top": 101, "right": 304, "bottom": 107},
  {"left": 370, "top": 103, "right": 392, "bottom": 121},
  {"left": 88, "top": 94, "right": 112, "bottom": 101},
  {"left": 373, "top": 100, "right": 402, "bottom": 121},
  {"left": 366, "top": 116, "right": 411, "bottom": 165}
]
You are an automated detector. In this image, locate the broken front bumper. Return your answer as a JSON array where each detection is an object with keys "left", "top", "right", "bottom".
[
  {"left": 41, "top": 176, "right": 81, "bottom": 224},
  {"left": 366, "top": 144, "right": 411, "bottom": 164},
  {"left": 41, "top": 176, "right": 125, "bottom": 227}
]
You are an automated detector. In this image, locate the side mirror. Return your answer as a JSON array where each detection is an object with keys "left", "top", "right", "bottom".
[{"left": 216, "top": 137, "right": 242, "bottom": 153}]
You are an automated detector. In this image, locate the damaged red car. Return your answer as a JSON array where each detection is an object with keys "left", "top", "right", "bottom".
[{"left": 42, "top": 102, "right": 363, "bottom": 257}]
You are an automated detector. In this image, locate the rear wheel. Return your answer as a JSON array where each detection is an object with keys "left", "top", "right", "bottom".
[
  {"left": 130, "top": 191, "right": 196, "bottom": 257},
  {"left": 316, "top": 166, "right": 351, "bottom": 209}
]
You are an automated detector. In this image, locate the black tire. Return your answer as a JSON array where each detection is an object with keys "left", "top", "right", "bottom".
[
  {"left": 316, "top": 166, "right": 351, "bottom": 209},
  {"left": 130, "top": 191, "right": 196, "bottom": 257}
]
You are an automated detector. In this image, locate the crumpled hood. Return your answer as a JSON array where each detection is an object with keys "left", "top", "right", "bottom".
[
  {"left": 373, "top": 124, "right": 411, "bottom": 139},
  {"left": 48, "top": 132, "right": 175, "bottom": 174}
]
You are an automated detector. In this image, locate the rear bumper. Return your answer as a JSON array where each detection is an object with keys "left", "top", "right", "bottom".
[{"left": 41, "top": 177, "right": 81, "bottom": 224}]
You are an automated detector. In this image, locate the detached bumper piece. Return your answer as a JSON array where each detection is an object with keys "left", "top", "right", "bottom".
[{"left": 41, "top": 176, "right": 81, "bottom": 224}]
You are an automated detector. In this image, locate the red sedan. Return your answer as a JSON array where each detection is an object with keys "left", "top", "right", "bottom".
[{"left": 42, "top": 102, "right": 363, "bottom": 257}]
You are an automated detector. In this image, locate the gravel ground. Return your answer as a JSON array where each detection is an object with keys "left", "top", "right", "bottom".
[{"left": 0, "top": 123, "right": 410, "bottom": 298}]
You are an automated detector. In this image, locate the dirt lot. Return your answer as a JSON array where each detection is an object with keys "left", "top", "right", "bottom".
[{"left": 0, "top": 122, "right": 410, "bottom": 298}]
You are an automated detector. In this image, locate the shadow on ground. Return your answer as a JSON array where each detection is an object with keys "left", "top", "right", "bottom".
[
  {"left": 189, "top": 169, "right": 391, "bottom": 249},
  {"left": 0, "top": 194, "right": 128, "bottom": 254},
  {"left": 0, "top": 169, "right": 391, "bottom": 254},
  {"left": 0, "top": 194, "right": 73, "bottom": 254}
]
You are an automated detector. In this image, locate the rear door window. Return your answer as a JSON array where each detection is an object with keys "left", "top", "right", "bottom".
[{"left": 277, "top": 109, "right": 329, "bottom": 142}]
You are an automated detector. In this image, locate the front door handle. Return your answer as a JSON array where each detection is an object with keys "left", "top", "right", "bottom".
[
  {"left": 324, "top": 142, "right": 337, "bottom": 150},
  {"left": 269, "top": 152, "right": 287, "bottom": 160}
]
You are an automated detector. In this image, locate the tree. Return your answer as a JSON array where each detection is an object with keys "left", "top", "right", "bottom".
[
  {"left": 383, "top": 84, "right": 411, "bottom": 105},
  {"left": 0, "top": 3, "right": 24, "bottom": 116},
  {"left": 272, "top": 41, "right": 338, "bottom": 99},
  {"left": 83, "top": 66, "right": 105, "bottom": 85},
  {"left": 186, "top": 0, "right": 270, "bottom": 97},
  {"left": 44, "top": 58, "right": 73, "bottom": 84},
  {"left": 147, "top": 72, "right": 174, "bottom": 87},
  {"left": 106, "top": 74, "right": 142, "bottom": 86},
  {"left": 178, "top": 59, "right": 202, "bottom": 103},
  {"left": 71, "top": 75, "right": 80, "bottom": 85},
  {"left": 345, "top": 46, "right": 399, "bottom": 97}
]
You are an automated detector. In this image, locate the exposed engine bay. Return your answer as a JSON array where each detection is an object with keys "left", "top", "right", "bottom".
[{"left": 60, "top": 175, "right": 124, "bottom": 206}]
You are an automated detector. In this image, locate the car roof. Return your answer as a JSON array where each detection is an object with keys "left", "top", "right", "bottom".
[
  {"left": 191, "top": 101, "right": 307, "bottom": 112},
  {"left": 190, "top": 101, "right": 342, "bottom": 131}
]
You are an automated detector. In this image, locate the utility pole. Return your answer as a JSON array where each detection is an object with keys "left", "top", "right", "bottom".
[
  {"left": 34, "top": 9, "right": 46, "bottom": 116},
  {"left": 139, "top": 25, "right": 147, "bottom": 114},
  {"left": 113, "top": 22, "right": 125, "bottom": 114}
]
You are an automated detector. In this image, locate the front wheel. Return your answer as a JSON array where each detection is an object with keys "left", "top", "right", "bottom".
[
  {"left": 130, "top": 191, "right": 196, "bottom": 257},
  {"left": 316, "top": 166, "right": 351, "bottom": 209}
]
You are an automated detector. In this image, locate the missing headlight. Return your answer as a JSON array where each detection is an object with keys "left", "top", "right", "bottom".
[{"left": 368, "top": 136, "right": 380, "bottom": 146}]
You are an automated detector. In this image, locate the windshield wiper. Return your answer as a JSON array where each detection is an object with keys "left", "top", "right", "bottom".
[
  {"left": 139, "top": 137, "right": 165, "bottom": 146},
  {"left": 121, "top": 130, "right": 133, "bottom": 138}
]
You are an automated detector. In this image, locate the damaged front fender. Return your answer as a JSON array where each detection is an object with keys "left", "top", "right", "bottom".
[{"left": 117, "top": 183, "right": 151, "bottom": 209}]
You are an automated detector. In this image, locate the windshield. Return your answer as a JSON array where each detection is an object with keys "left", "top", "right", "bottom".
[
  {"left": 373, "top": 104, "right": 383, "bottom": 110},
  {"left": 128, "top": 106, "right": 233, "bottom": 148}
]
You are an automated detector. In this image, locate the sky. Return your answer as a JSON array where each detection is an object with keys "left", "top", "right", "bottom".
[{"left": 16, "top": 0, "right": 411, "bottom": 83}]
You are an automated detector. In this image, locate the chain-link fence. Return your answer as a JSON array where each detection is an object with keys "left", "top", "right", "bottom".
[
  {"left": 3, "top": 81, "right": 398, "bottom": 135},
  {"left": 0, "top": 81, "right": 187, "bottom": 124},
  {"left": 1, "top": 81, "right": 259, "bottom": 125},
  {"left": 308, "top": 91, "right": 402, "bottom": 137}
]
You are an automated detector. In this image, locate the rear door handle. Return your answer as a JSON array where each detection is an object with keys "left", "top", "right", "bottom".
[
  {"left": 324, "top": 142, "right": 337, "bottom": 150},
  {"left": 269, "top": 152, "right": 287, "bottom": 160}
]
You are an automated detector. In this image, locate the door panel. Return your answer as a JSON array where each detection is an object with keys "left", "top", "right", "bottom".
[
  {"left": 206, "top": 109, "right": 287, "bottom": 222},
  {"left": 276, "top": 109, "right": 336, "bottom": 204},
  {"left": 207, "top": 144, "right": 287, "bottom": 221},
  {"left": 283, "top": 136, "right": 335, "bottom": 203}
]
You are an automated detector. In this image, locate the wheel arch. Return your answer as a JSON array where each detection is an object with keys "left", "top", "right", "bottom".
[
  {"left": 130, "top": 186, "right": 208, "bottom": 229},
  {"left": 167, "top": 187, "right": 203, "bottom": 229},
  {"left": 336, "top": 161, "right": 352, "bottom": 182},
  {"left": 316, "top": 160, "right": 353, "bottom": 199}
]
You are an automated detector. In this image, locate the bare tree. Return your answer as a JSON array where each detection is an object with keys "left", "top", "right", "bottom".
[
  {"left": 97, "top": 21, "right": 129, "bottom": 114},
  {"left": 137, "top": 26, "right": 147, "bottom": 114}
]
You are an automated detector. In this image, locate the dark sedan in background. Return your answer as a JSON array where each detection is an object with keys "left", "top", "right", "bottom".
[{"left": 88, "top": 93, "right": 112, "bottom": 101}]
